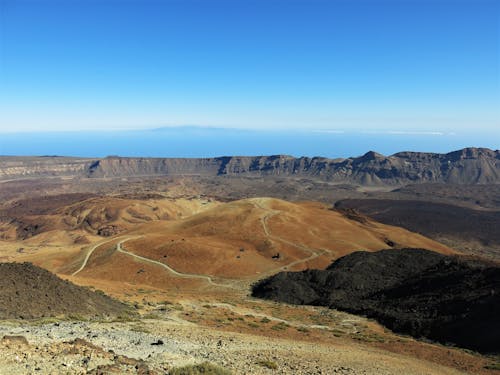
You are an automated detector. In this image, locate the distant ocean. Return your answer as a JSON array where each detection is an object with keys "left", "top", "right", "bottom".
[{"left": 0, "top": 127, "right": 497, "bottom": 159}]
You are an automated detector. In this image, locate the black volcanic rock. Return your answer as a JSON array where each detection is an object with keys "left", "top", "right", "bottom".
[
  {"left": 1, "top": 148, "right": 498, "bottom": 185},
  {"left": 252, "top": 249, "right": 500, "bottom": 353}
]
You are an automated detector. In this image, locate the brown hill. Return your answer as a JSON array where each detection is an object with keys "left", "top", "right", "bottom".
[
  {"left": 0, "top": 262, "right": 131, "bottom": 319},
  {"left": 0, "top": 195, "right": 218, "bottom": 242},
  {"left": 69, "top": 198, "right": 455, "bottom": 288},
  {"left": 0, "top": 192, "right": 456, "bottom": 294}
]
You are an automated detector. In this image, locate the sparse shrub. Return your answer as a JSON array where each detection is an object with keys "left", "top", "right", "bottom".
[
  {"left": 142, "top": 312, "right": 161, "bottom": 319},
  {"left": 331, "top": 329, "right": 345, "bottom": 336},
  {"left": 31, "top": 317, "right": 62, "bottom": 326},
  {"left": 353, "top": 333, "right": 385, "bottom": 343},
  {"left": 67, "top": 314, "right": 88, "bottom": 322},
  {"left": 297, "top": 326, "right": 309, "bottom": 333},
  {"left": 484, "top": 363, "right": 500, "bottom": 370},
  {"left": 256, "top": 360, "right": 278, "bottom": 370},
  {"left": 111, "top": 314, "right": 139, "bottom": 322},
  {"left": 271, "top": 322, "right": 289, "bottom": 331},
  {"left": 260, "top": 317, "right": 271, "bottom": 323},
  {"left": 169, "top": 362, "right": 232, "bottom": 375},
  {"left": 130, "top": 323, "right": 150, "bottom": 333}
]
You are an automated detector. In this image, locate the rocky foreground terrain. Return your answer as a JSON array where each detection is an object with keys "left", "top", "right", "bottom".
[
  {"left": 252, "top": 248, "right": 500, "bottom": 353},
  {"left": 0, "top": 320, "right": 424, "bottom": 374},
  {"left": 0, "top": 303, "right": 492, "bottom": 375}
]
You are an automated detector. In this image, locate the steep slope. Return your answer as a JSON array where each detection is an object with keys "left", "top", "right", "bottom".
[
  {"left": 83, "top": 147, "right": 500, "bottom": 185},
  {"left": 1, "top": 147, "right": 498, "bottom": 185},
  {"left": 0, "top": 262, "right": 131, "bottom": 319},
  {"left": 0, "top": 156, "right": 92, "bottom": 179}
]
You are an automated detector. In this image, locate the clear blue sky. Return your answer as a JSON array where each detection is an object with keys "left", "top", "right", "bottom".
[{"left": 0, "top": 0, "right": 499, "bottom": 135}]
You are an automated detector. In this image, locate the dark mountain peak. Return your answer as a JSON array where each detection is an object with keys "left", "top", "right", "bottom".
[
  {"left": 357, "top": 151, "right": 385, "bottom": 162},
  {"left": 445, "top": 147, "right": 497, "bottom": 161}
]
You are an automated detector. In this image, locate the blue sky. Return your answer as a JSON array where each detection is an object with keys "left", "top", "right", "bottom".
[{"left": 0, "top": 0, "right": 499, "bottom": 136}]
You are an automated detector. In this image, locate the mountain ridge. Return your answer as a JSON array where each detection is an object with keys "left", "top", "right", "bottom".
[{"left": 1, "top": 147, "right": 498, "bottom": 185}]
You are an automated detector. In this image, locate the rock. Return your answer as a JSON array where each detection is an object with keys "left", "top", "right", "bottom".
[
  {"left": 253, "top": 248, "right": 500, "bottom": 353},
  {"left": 0, "top": 262, "right": 133, "bottom": 320},
  {"left": 1, "top": 335, "right": 29, "bottom": 347}
]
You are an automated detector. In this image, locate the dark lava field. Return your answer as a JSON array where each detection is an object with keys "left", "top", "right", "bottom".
[{"left": 252, "top": 248, "right": 500, "bottom": 353}]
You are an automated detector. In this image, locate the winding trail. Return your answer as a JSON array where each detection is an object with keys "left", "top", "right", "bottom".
[
  {"left": 72, "top": 237, "right": 120, "bottom": 276},
  {"left": 72, "top": 198, "right": 334, "bottom": 288},
  {"left": 117, "top": 238, "right": 238, "bottom": 290},
  {"left": 72, "top": 235, "right": 238, "bottom": 289},
  {"left": 251, "top": 198, "right": 333, "bottom": 276}
]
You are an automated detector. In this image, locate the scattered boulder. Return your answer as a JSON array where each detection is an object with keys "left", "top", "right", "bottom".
[{"left": 96, "top": 225, "right": 123, "bottom": 237}]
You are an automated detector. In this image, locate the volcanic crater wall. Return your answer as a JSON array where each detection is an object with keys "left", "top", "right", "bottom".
[{"left": 1, "top": 147, "right": 498, "bottom": 185}]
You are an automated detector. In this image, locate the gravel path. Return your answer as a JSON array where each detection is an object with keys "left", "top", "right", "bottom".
[{"left": 72, "top": 237, "right": 120, "bottom": 276}]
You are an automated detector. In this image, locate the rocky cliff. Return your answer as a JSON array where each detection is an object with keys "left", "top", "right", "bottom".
[
  {"left": 0, "top": 156, "right": 92, "bottom": 179},
  {"left": 1, "top": 147, "right": 498, "bottom": 185}
]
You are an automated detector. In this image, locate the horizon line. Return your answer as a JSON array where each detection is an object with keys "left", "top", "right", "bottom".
[{"left": 0, "top": 126, "right": 479, "bottom": 137}]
